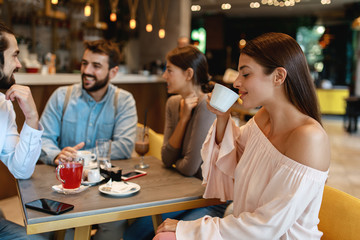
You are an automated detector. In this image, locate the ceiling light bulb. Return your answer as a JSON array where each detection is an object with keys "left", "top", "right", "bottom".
[
  {"left": 239, "top": 39, "right": 247, "bottom": 49},
  {"left": 159, "top": 29, "right": 165, "bottom": 39},
  {"left": 221, "top": 3, "right": 231, "bottom": 10},
  {"left": 191, "top": 5, "right": 201, "bottom": 11},
  {"left": 84, "top": 5, "right": 91, "bottom": 17},
  {"left": 51, "top": 0, "right": 58, "bottom": 4},
  {"left": 130, "top": 19, "right": 136, "bottom": 29},
  {"left": 110, "top": 13, "right": 117, "bottom": 22},
  {"left": 146, "top": 24, "right": 153, "bottom": 32}
]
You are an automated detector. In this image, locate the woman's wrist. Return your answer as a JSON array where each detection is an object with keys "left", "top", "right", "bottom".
[
  {"left": 179, "top": 115, "right": 191, "bottom": 125},
  {"left": 217, "top": 112, "right": 230, "bottom": 123},
  {"left": 215, "top": 113, "right": 230, "bottom": 144}
]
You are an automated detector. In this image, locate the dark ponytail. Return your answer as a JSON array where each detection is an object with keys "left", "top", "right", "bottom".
[{"left": 166, "top": 45, "right": 213, "bottom": 93}]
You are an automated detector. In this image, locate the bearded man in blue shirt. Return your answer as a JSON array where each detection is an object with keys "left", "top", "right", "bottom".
[
  {"left": 40, "top": 40, "right": 137, "bottom": 165},
  {"left": 39, "top": 40, "right": 137, "bottom": 240}
]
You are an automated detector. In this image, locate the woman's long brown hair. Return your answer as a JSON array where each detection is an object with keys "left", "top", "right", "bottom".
[{"left": 241, "top": 32, "right": 322, "bottom": 125}]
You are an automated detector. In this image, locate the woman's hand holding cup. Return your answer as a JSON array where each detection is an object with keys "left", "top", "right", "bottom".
[
  {"left": 207, "top": 84, "right": 239, "bottom": 144},
  {"left": 208, "top": 83, "right": 239, "bottom": 113},
  {"left": 206, "top": 93, "right": 232, "bottom": 117}
]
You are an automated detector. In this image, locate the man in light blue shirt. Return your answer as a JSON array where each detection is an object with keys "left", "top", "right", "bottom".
[
  {"left": 40, "top": 40, "right": 137, "bottom": 166},
  {"left": 39, "top": 39, "right": 137, "bottom": 240}
]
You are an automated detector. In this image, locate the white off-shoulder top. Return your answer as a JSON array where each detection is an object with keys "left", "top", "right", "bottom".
[{"left": 176, "top": 117, "right": 329, "bottom": 240}]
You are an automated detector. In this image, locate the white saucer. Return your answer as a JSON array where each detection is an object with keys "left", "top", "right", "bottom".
[
  {"left": 82, "top": 176, "right": 105, "bottom": 186},
  {"left": 98, "top": 181, "right": 140, "bottom": 197},
  {"left": 52, "top": 184, "right": 89, "bottom": 195}
]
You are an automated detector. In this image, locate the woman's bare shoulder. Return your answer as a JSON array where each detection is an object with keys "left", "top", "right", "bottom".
[{"left": 285, "top": 119, "right": 330, "bottom": 171}]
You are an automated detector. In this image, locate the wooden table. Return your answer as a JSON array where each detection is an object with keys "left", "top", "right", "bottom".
[{"left": 17, "top": 157, "right": 221, "bottom": 239}]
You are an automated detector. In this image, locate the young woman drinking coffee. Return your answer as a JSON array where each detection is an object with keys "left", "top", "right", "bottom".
[{"left": 155, "top": 32, "right": 330, "bottom": 240}]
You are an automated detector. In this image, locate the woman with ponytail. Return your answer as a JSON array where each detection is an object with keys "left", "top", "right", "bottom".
[
  {"left": 124, "top": 45, "right": 228, "bottom": 240},
  {"left": 160, "top": 45, "right": 215, "bottom": 178}
]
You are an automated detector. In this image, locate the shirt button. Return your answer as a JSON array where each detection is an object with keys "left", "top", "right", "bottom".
[
  {"left": 89, "top": 123, "right": 93, "bottom": 126},
  {"left": 87, "top": 139, "right": 91, "bottom": 143}
]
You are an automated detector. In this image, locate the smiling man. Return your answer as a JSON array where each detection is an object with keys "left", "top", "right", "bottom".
[
  {"left": 0, "top": 23, "right": 43, "bottom": 178},
  {"left": 0, "top": 22, "right": 43, "bottom": 240},
  {"left": 39, "top": 40, "right": 137, "bottom": 239},
  {"left": 40, "top": 40, "right": 137, "bottom": 166}
]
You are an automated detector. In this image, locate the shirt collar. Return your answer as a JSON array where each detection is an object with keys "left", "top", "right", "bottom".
[{"left": 80, "top": 84, "right": 112, "bottom": 103}]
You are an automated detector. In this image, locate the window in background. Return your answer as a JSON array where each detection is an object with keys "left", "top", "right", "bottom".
[{"left": 297, "top": 26, "right": 325, "bottom": 86}]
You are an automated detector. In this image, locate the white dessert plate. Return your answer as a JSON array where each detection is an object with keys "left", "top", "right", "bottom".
[{"left": 98, "top": 181, "right": 140, "bottom": 197}]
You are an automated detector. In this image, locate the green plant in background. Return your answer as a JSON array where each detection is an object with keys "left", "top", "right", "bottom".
[
  {"left": 191, "top": 27, "right": 206, "bottom": 54},
  {"left": 297, "top": 26, "right": 325, "bottom": 69}
]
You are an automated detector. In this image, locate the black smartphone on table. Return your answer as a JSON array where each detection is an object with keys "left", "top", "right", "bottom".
[{"left": 25, "top": 198, "right": 74, "bottom": 215}]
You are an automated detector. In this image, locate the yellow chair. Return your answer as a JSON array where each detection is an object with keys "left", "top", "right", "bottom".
[
  {"left": 137, "top": 123, "right": 164, "bottom": 160},
  {"left": 318, "top": 185, "right": 360, "bottom": 240}
]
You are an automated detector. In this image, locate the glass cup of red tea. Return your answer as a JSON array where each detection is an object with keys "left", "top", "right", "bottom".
[{"left": 56, "top": 157, "right": 84, "bottom": 190}]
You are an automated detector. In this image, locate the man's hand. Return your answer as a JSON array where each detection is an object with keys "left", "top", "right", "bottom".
[
  {"left": 5, "top": 84, "right": 39, "bottom": 129},
  {"left": 156, "top": 218, "right": 179, "bottom": 233},
  {"left": 54, "top": 142, "right": 85, "bottom": 165}
]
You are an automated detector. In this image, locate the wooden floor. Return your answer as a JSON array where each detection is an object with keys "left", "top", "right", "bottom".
[
  {"left": 1, "top": 115, "right": 359, "bottom": 228},
  {"left": 322, "top": 115, "right": 360, "bottom": 198}
]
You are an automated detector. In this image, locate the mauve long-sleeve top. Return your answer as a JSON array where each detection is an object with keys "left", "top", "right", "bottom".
[{"left": 161, "top": 95, "right": 216, "bottom": 179}]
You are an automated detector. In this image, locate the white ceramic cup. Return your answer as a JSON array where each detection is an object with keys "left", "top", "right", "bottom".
[
  {"left": 87, "top": 168, "right": 101, "bottom": 182},
  {"left": 210, "top": 83, "right": 239, "bottom": 112},
  {"left": 77, "top": 150, "right": 96, "bottom": 168}
]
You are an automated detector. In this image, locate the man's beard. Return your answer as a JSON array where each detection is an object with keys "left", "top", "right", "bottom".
[
  {"left": 81, "top": 73, "right": 109, "bottom": 92},
  {"left": 0, "top": 73, "right": 15, "bottom": 89}
]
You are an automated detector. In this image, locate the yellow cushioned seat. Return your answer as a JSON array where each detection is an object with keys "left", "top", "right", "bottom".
[{"left": 318, "top": 185, "right": 360, "bottom": 240}]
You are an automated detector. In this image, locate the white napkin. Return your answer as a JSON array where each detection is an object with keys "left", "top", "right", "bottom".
[{"left": 102, "top": 180, "right": 136, "bottom": 193}]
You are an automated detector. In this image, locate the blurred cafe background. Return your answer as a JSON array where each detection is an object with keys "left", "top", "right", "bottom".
[
  {"left": 1, "top": 0, "right": 360, "bottom": 126},
  {"left": 1, "top": 0, "right": 360, "bottom": 232}
]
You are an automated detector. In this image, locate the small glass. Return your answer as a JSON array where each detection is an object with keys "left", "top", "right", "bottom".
[
  {"left": 135, "top": 126, "right": 149, "bottom": 169},
  {"left": 96, "top": 139, "right": 112, "bottom": 170}
]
